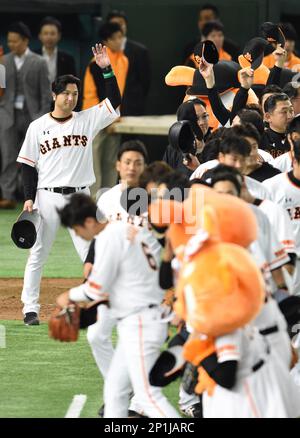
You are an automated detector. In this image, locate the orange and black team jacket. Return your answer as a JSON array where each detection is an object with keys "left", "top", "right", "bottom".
[{"left": 82, "top": 47, "right": 129, "bottom": 111}]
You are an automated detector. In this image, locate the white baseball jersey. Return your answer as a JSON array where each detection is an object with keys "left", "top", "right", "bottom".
[
  {"left": 248, "top": 222, "right": 291, "bottom": 370},
  {"left": 17, "top": 99, "right": 119, "bottom": 188},
  {"left": 190, "top": 159, "right": 219, "bottom": 179},
  {"left": 70, "top": 221, "right": 164, "bottom": 319},
  {"left": 263, "top": 173, "right": 300, "bottom": 255},
  {"left": 249, "top": 206, "right": 290, "bottom": 290},
  {"left": 258, "top": 149, "right": 275, "bottom": 165},
  {"left": 190, "top": 159, "right": 271, "bottom": 200},
  {"left": 97, "top": 183, "right": 149, "bottom": 228},
  {"left": 258, "top": 199, "right": 296, "bottom": 254},
  {"left": 273, "top": 152, "right": 292, "bottom": 173},
  {"left": 203, "top": 326, "right": 300, "bottom": 418}
]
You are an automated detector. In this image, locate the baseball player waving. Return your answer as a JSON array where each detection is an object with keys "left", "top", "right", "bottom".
[{"left": 17, "top": 43, "right": 121, "bottom": 325}]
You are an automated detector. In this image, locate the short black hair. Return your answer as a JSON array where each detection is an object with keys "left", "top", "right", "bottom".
[
  {"left": 117, "top": 140, "right": 148, "bottom": 162},
  {"left": 8, "top": 21, "right": 31, "bottom": 39},
  {"left": 58, "top": 194, "right": 98, "bottom": 228},
  {"left": 210, "top": 164, "right": 243, "bottom": 196},
  {"left": 283, "top": 82, "right": 300, "bottom": 100},
  {"left": 202, "top": 20, "right": 224, "bottom": 37},
  {"left": 190, "top": 178, "right": 211, "bottom": 187},
  {"left": 219, "top": 134, "right": 251, "bottom": 157},
  {"left": 244, "top": 104, "right": 263, "bottom": 118},
  {"left": 139, "top": 161, "right": 173, "bottom": 189},
  {"left": 259, "top": 84, "right": 283, "bottom": 104},
  {"left": 106, "top": 9, "right": 128, "bottom": 24},
  {"left": 201, "top": 127, "right": 228, "bottom": 161},
  {"left": 201, "top": 137, "right": 222, "bottom": 161},
  {"left": 98, "top": 22, "right": 123, "bottom": 42},
  {"left": 279, "top": 22, "right": 298, "bottom": 41},
  {"left": 264, "top": 92, "right": 291, "bottom": 114},
  {"left": 160, "top": 171, "right": 191, "bottom": 201},
  {"left": 199, "top": 4, "right": 219, "bottom": 17},
  {"left": 287, "top": 114, "right": 300, "bottom": 134},
  {"left": 236, "top": 108, "right": 265, "bottom": 136},
  {"left": 229, "top": 123, "right": 261, "bottom": 144},
  {"left": 292, "top": 139, "right": 300, "bottom": 163},
  {"left": 52, "top": 74, "right": 81, "bottom": 94},
  {"left": 39, "top": 16, "right": 62, "bottom": 33}
]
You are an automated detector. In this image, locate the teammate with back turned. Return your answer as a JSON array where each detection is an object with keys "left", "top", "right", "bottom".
[
  {"left": 16, "top": 43, "right": 121, "bottom": 325},
  {"left": 56, "top": 194, "right": 181, "bottom": 418}
]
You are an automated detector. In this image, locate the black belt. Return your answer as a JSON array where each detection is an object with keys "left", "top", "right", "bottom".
[
  {"left": 252, "top": 359, "right": 264, "bottom": 373},
  {"left": 259, "top": 325, "right": 279, "bottom": 336},
  {"left": 44, "top": 187, "right": 86, "bottom": 195}
]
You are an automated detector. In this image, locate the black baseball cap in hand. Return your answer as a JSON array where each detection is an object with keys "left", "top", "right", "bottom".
[
  {"left": 193, "top": 40, "right": 219, "bottom": 65},
  {"left": 260, "top": 22, "right": 286, "bottom": 47},
  {"left": 168, "top": 120, "right": 196, "bottom": 154},
  {"left": 241, "top": 37, "right": 269, "bottom": 70},
  {"left": 11, "top": 209, "right": 41, "bottom": 249}
]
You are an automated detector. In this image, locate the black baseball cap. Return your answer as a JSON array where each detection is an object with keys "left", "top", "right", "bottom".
[
  {"left": 241, "top": 37, "right": 269, "bottom": 70},
  {"left": 261, "top": 22, "right": 286, "bottom": 47},
  {"left": 11, "top": 209, "right": 41, "bottom": 249},
  {"left": 193, "top": 40, "right": 219, "bottom": 65},
  {"left": 168, "top": 120, "right": 196, "bottom": 154}
]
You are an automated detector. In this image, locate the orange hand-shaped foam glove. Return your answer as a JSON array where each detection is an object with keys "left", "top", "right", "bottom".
[
  {"left": 183, "top": 337, "right": 216, "bottom": 366},
  {"left": 195, "top": 366, "right": 216, "bottom": 396}
]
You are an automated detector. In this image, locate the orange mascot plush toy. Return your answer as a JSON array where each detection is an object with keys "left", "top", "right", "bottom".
[{"left": 149, "top": 184, "right": 300, "bottom": 418}]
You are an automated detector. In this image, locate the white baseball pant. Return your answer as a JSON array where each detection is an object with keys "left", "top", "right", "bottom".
[
  {"left": 21, "top": 188, "right": 90, "bottom": 315},
  {"left": 87, "top": 304, "right": 144, "bottom": 413},
  {"left": 104, "top": 306, "right": 180, "bottom": 418}
]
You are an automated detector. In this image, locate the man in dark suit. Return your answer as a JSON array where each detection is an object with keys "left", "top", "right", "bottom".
[
  {"left": 183, "top": 4, "right": 240, "bottom": 63},
  {"left": 106, "top": 10, "right": 151, "bottom": 115},
  {"left": 36, "top": 16, "right": 76, "bottom": 83},
  {"left": 0, "top": 22, "right": 51, "bottom": 208}
]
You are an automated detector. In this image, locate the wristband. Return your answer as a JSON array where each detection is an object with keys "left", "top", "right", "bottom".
[{"left": 102, "top": 65, "right": 115, "bottom": 79}]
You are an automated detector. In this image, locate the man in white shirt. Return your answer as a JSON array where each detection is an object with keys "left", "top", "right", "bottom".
[
  {"left": 263, "top": 139, "right": 300, "bottom": 295},
  {"left": 273, "top": 115, "right": 300, "bottom": 172},
  {"left": 56, "top": 194, "right": 180, "bottom": 418},
  {"left": 83, "top": 140, "right": 152, "bottom": 417},
  {"left": 191, "top": 133, "right": 271, "bottom": 199},
  {"left": 16, "top": 43, "right": 120, "bottom": 325}
]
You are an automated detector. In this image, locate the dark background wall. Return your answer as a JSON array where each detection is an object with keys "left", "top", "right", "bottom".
[{"left": 0, "top": 0, "right": 300, "bottom": 160}]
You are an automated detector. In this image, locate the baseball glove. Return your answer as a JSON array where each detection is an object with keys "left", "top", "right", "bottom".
[{"left": 49, "top": 303, "right": 80, "bottom": 342}]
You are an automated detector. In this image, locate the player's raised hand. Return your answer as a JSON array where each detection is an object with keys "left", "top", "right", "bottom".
[
  {"left": 92, "top": 43, "right": 111, "bottom": 69},
  {"left": 273, "top": 44, "right": 287, "bottom": 68},
  {"left": 239, "top": 67, "right": 254, "bottom": 90},
  {"left": 199, "top": 58, "right": 215, "bottom": 89}
]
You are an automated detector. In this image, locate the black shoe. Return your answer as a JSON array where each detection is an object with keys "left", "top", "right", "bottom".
[
  {"left": 128, "top": 409, "right": 148, "bottom": 418},
  {"left": 181, "top": 402, "right": 202, "bottom": 418},
  {"left": 24, "top": 312, "right": 40, "bottom": 326},
  {"left": 98, "top": 404, "right": 105, "bottom": 418}
]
